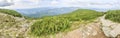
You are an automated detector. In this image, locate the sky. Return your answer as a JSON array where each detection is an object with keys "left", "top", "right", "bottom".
[{"left": 0, "top": 0, "right": 120, "bottom": 9}]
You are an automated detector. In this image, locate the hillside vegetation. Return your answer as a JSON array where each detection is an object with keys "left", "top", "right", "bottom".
[
  {"left": 0, "top": 9, "right": 23, "bottom": 29},
  {"left": 0, "top": 9, "right": 22, "bottom": 17},
  {"left": 30, "top": 9, "right": 104, "bottom": 37},
  {"left": 0, "top": 9, "right": 32, "bottom": 38},
  {"left": 1, "top": 8, "right": 120, "bottom": 38},
  {"left": 105, "top": 10, "right": 120, "bottom": 23}
]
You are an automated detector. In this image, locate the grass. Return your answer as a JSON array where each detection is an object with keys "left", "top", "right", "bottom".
[
  {"left": 30, "top": 9, "right": 104, "bottom": 37},
  {"left": 0, "top": 9, "right": 22, "bottom": 17},
  {"left": 105, "top": 10, "right": 120, "bottom": 23}
]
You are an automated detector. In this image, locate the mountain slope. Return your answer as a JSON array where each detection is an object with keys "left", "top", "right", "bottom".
[
  {"left": 30, "top": 9, "right": 104, "bottom": 38},
  {"left": 0, "top": 9, "right": 22, "bottom": 17},
  {"left": 0, "top": 12, "right": 32, "bottom": 38}
]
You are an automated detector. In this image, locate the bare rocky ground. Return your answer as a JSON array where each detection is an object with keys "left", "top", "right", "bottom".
[
  {"left": 0, "top": 13, "right": 34, "bottom": 38},
  {"left": 54, "top": 16, "right": 120, "bottom": 38},
  {"left": 100, "top": 15, "right": 120, "bottom": 38},
  {"left": 54, "top": 18, "right": 108, "bottom": 38}
]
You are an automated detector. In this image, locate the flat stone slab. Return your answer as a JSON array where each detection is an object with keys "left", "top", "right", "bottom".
[{"left": 100, "top": 16, "right": 120, "bottom": 37}]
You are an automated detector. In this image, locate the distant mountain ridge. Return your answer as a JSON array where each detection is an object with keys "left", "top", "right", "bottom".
[
  {"left": 15, "top": 7, "right": 119, "bottom": 18},
  {"left": 15, "top": 7, "right": 78, "bottom": 18}
]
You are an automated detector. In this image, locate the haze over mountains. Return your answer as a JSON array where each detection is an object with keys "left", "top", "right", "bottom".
[
  {"left": 15, "top": 7, "right": 78, "bottom": 18},
  {"left": 15, "top": 7, "right": 120, "bottom": 18}
]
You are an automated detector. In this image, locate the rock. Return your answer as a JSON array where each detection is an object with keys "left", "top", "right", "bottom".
[
  {"left": 102, "top": 27, "right": 111, "bottom": 37},
  {"left": 100, "top": 16, "right": 120, "bottom": 37},
  {"left": 0, "top": 13, "right": 32, "bottom": 38},
  {"left": 55, "top": 21, "right": 107, "bottom": 38},
  {"left": 117, "top": 35, "right": 120, "bottom": 38},
  {"left": 110, "top": 25, "right": 120, "bottom": 37}
]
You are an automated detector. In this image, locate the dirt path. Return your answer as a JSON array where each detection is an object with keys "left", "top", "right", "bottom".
[{"left": 55, "top": 18, "right": 108, "bottom": 38}]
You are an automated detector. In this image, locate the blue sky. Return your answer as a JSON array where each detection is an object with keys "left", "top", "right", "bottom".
[{"left": 0, "top": 0, "right": 120, "bottom": 9}]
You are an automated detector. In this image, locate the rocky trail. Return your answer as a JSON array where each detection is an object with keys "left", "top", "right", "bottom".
[
  {"left": 53, "top": 15, "right": 120, "bottom": 38},
  {"left": 100, "top": 15, "right": 120, "bottom": 38},
  {"left": 54, "top": 17, "right": 107, "bottom": 38}
]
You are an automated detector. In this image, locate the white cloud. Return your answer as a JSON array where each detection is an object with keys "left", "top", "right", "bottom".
[
  {"left": 48, "top": 0, "right": 120, "bottom": 9},
  {"left": 51, "top": 1, "right": 58, "bottom": 5},
  {"left": 0, "top": 0, "right": 120, "bottom": 9},
  {"left": 0, "top": 0, "right": 14, "bottom": 7},
  {"left": 0, "top": 0, "right": 39, "bottom": 9}
]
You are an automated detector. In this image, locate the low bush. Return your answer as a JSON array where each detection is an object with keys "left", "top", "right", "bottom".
[{"left": 105, "top": 10, "right": 120, "bottom": 23}]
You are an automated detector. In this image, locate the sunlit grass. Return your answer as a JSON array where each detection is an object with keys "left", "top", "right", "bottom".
[{"left": 30, "top": 9, "right": 104, "bottom": 37}]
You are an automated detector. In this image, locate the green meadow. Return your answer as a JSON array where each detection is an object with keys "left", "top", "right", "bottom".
[{"left": 30, "top": 9, "right": 103, "bottom": 36}]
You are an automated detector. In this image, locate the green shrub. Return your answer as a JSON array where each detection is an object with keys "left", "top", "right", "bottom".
[
  {"left": 30, "top": 9, "right": 103, "bottom": 36},
  {"left": 0, "top": 9, "right": 22, "bottom": 17},
  {"left": 31, "top": 17, "right": 70, "bottom": 36},
  {"left": 105, "top": 10, "right": 120, "bottom": 23}
]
